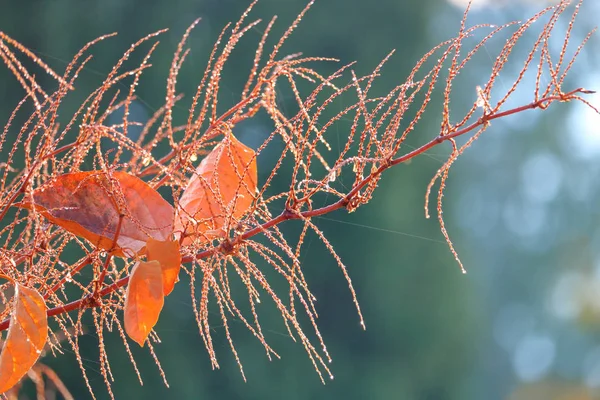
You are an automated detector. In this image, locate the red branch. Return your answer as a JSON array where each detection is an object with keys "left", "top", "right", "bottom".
[{"left": 0, "top": 88, "right": 592, "bottom": 333}]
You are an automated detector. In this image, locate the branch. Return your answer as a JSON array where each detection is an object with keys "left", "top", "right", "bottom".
[{"left": 0, "top": 88, "right": 590, "bottom": 333}]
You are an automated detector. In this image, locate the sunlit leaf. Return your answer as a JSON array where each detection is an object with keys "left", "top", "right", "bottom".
[
  {"left": 0, "top": 283, "right": 48, "bottom": 394},
  {"left": 175, "top": 133, "right": 257, "bottom": 242},
  {"left": 124, "top": 260, "right": 164, "bottom": 346},
  {"left": 21, "top": 171, "right": 174, "bottom": 257},
  {"left": 144, "top": 238, "right": 181, "bottom": 295}
]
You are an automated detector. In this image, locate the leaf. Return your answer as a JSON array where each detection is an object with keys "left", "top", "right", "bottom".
[
  {"left": 145, "top": 238, "right": 181, "bottom": 296},
  {"left": 175, "top": 133, "right": 257, "bottom": 242},
  {"left": 124, "top": 260, "right": 164, "bottom": 346},
  {"left": 21, "top": 171, "right": 174, "bottom": 257},
  {"left": 0, "top": 284, "right": 48, "bottom": 393}
]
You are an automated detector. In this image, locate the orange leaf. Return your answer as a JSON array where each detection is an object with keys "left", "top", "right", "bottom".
[
  {"left": 124, "top": 260, "right": 164, "bottom": 346},
  {"left": 175, "top": 133, "right": 257, "bottom": 242},
  {"left": 145, "top": 238, "right": 181, "bottom": 296},
  {"left": 22, "top": 171, "right": 174, "bottom": 257},
  {"left": 0, "top": 284, "right": 48, "bottom": 393}
]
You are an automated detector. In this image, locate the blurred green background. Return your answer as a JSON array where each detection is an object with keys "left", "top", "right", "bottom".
[{"left": 1, "top": 0, "right": 599, "bottom": 399}]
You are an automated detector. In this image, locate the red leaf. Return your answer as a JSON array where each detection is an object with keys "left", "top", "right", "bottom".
[
  {"left": 0, "top": 284, "right": 48, "bottom": 393},
  {"left": 175, "top": 134, "right": 257, "bottom": 242},
  {"left": 145, "top": 238, "right": 181, "bottom": 296},
  {"left": 22, "top": 171, "right": 174, "bottom": 257},
  {"left": 124, "top": 260, "right": 164, "bottom": 346}
]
